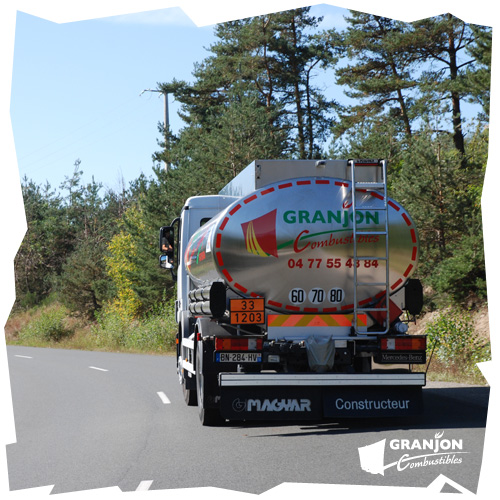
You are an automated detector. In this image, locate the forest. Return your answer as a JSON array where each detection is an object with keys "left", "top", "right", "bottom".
[{"left": 8, "top": 8, "right": 492, "bottom": 380}]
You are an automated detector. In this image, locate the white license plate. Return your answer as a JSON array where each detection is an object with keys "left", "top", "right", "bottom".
[{"left": 216, "top": 352, "right": 262, "bottom": 363}]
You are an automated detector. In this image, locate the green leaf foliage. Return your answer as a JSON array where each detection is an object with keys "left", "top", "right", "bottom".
[
  {"left": 391, "top": 125, "right": 486, "bottom": 306},
  {"left": 425, "top": 312, "right": 490, "bottom": 379},
  {"left": 15, "top": 160, "right": 128, "bottom": 314}
]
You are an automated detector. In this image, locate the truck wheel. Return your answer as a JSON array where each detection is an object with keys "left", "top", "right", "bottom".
[{"left": 196, "top": 342, "right": 224, "bottom": 426}]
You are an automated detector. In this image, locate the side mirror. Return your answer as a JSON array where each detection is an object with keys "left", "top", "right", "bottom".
[
  {"left": 159, "top": 254, "right": 173, "bottom": 270},
  {"left": 159, "top": 224, "right": 177, "bottom": 281}
]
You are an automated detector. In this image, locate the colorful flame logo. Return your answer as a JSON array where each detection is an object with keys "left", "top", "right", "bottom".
[{"left": 241, "top": 209, "right": 278, "bottom": 258}]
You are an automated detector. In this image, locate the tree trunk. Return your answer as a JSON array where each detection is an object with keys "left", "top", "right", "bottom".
[
  {"left": 289, "top": 16, "right": 306, "bottom": 158},
  {"left": 447, "top": 18, "right": 466, "bottom": 160}
]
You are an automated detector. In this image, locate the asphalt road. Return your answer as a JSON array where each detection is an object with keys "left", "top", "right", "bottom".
[{"left": 5, "top": 345, "right": 490, "bottom": 495}]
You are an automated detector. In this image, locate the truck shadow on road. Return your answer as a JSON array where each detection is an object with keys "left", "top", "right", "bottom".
[{"left": 227, "top": 386, "right": 490, "bottom": 435}]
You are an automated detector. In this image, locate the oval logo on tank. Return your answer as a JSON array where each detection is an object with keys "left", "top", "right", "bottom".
[{"left": 208, "top": 178, "right": 418, "bottom": 313}]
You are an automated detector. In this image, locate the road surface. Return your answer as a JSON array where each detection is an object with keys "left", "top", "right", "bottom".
[{"left": 5, "top": 345, "right": 490, "bottom": 495}]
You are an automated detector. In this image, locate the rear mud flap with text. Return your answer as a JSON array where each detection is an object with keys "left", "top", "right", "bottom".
[{"left": 220, "top": 385, "right": 423, "bottom": 420}]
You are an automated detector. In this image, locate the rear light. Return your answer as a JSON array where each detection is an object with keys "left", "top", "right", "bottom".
[
  {"left": 215, "top": 337, "right": 263, "bottom": 351},
  {"left": 381, "top": 336, "right": 426, "bottom": 351}
]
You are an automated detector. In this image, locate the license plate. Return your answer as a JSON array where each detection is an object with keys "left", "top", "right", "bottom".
[{"left": 216, "top": 352, "right": 262, "bottom": 363}]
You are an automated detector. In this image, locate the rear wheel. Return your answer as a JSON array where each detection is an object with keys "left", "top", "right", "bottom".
[{"left": 196, "top": 341, "right": 224, "bottom": 426}]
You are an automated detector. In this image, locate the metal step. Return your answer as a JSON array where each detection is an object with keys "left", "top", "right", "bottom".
[
  {"left": 355, "top": 182, "right": 385, "bottom": 189},
  {"left": 355, "top": 256, "right": 388, "bottom": 261},
  {"left": 355, "top": 230, "right": 387, "bottom": 236}
]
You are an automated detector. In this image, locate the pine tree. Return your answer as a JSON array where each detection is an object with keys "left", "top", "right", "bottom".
[
  {"left": 391, "top": 127, "right": 486, "bottom": 305},
  {"left": 465, "top": 24, "right": 492, "bottom": 121},
  {"left": 334, "top": 12, "right": 419, "bottom": 142},
  {"left": 268, "top": 9, "right": 338, "bottom": 158},
  {"left": 14, "top": 179, "right": 67, "bottom": 306},
  {"left": 158, "top": 7, "right": 337, "bottom": 163},
  {"left": 409, "top": 14, "right": 478, "bottom": 160}
]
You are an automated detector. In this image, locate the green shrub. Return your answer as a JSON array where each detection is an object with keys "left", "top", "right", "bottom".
[
  {"left": 129, "top": 298, "right": 177, "bottom": 352},
  {"left": 428, "top": 232, "right": 487, "bottom": 306},
  {"left": 91, "top": 309, "right": 132, "bottom": 349},
  {"left": 18, "top": 304, "right": 73, "bottom": 343},
  {"left": 18, "top": 291, "right": 40, "bottom": 310},
  {"left": 425, "top": 312, "right": 491, "bottom": 378},
  {"left": 91, "top": 296, "right": 177, "bottom": 352}
]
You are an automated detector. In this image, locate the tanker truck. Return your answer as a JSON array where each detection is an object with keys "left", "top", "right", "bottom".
[{"left": 159, "top": 159, "right": 426, "bottom": 426}]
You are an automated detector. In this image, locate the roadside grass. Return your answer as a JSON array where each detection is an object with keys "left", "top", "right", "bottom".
[
  {"left": 6, "top": 303, "right": 75, "bottom": 346},
  {"left": 417, "top": 359, "right": 489, "bottom": 386},
  {"left": 5, "top": 301, "right": 177, "bottom": 356},
  {"left": 91, "top": 300, "right": 177, "bottom": 353},
  {"left": 5, "top": 303, "right": 491, "bottom": 385}
]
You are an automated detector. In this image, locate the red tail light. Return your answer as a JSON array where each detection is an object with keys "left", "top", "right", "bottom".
[
  {"left": 215, "top": 337, "right": 263, "bottom": 351},
  {"left": 381, "top": 336, "right": 426, "bottom": 351}
]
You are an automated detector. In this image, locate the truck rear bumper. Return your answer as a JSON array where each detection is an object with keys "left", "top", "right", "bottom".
[
  {"left": 220, "top": 372, "right": 426, "bottom": 387},
  {"left": 218, "top": 372, "right": 425, "bottom": 420}
]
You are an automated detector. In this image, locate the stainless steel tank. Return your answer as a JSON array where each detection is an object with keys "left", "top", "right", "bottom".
[{"left": 185, "top": 177, "right": 419, "bottom": 314}]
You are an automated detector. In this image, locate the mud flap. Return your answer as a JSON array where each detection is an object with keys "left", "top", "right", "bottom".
[
  {"left": 322, "top": 386, "right": 423, "bottom": 418},
  {"left": 219, "top": 385, "right": 423, "bottom": 420}
]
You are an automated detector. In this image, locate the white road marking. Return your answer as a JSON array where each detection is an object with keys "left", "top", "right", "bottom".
[
  {"left": 136, "top": 480, "right": 153, "bottom": 491},
  {"left": 89, "top": 366, "right": 109, "bottom": 372},
  {"left": 15, "top": 355, "right": 33, "bottom": 359},
  {"left": 157, "top": 392, "right": 171, "bottom": 404}
]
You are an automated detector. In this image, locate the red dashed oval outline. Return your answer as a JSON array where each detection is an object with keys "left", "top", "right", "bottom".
[{"left": 215, "top": 178, "right": 418, "bottom": 313}]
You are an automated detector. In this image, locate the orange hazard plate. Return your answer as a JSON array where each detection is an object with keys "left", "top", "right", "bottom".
[{"left": 230, "top": 298, "right": 265, "bottom": 324}]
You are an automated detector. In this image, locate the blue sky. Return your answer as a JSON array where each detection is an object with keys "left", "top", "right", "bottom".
[
  {"left": 10, "top": 4, "right": 351, "bottom": 192},
  {"left": 10, "top": 7, "right": 221, "bottom": 192},
  {"left": 9, "top": 2, "right": 489, "bottom": 193}
]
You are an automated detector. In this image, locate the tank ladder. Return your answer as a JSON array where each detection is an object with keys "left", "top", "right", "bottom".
[{"left": 349, "top": 159, "right": 390, "bottom": 335}]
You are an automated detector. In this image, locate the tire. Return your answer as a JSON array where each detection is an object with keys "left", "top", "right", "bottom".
[{"left": 196, "top": 341, "right": 224, "bottom": 426}]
